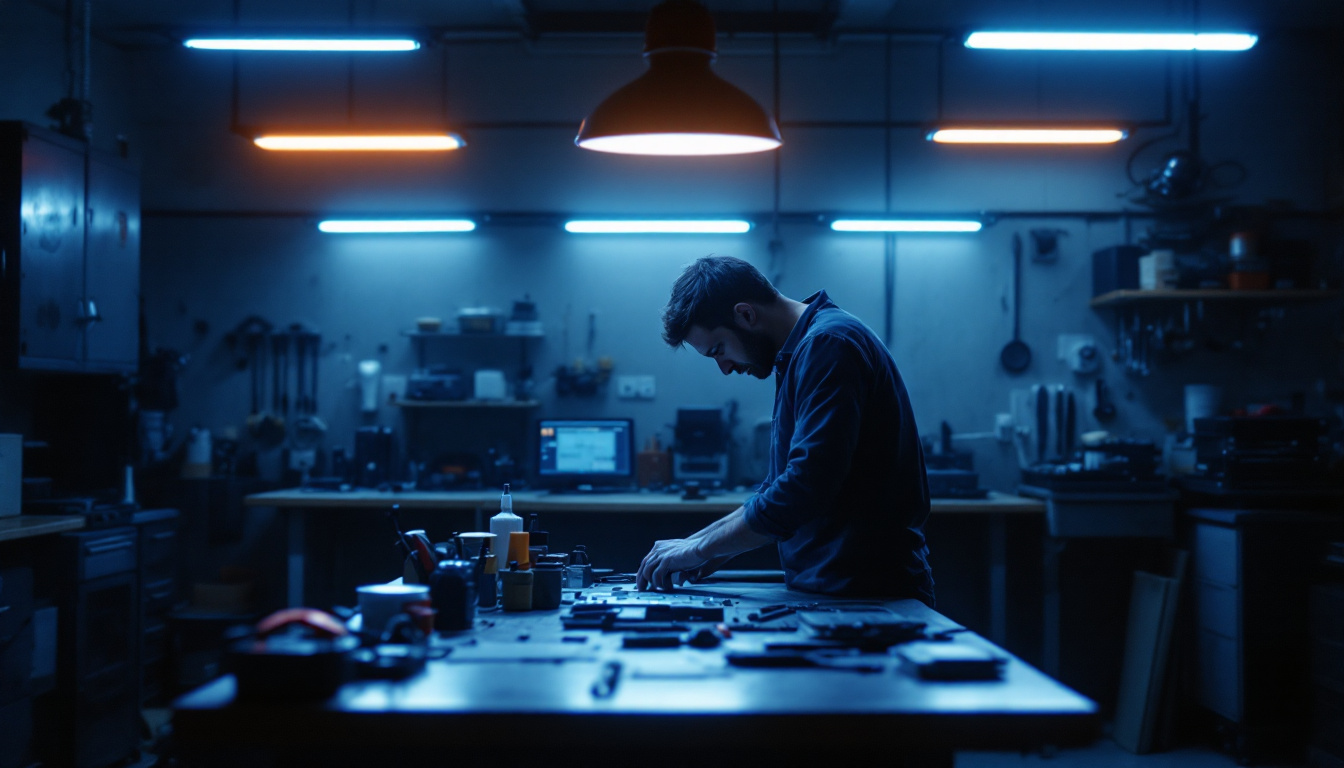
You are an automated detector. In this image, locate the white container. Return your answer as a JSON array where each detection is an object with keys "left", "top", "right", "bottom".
[
  {"left": 182, "top": 427, "right": 212, "bottom": 479},
  {"left": 1184, "top": 384, "right": 1223, "bottom": 433},
  {"left": 1139, "top": 250, "right": 1177, "bottom": 290},
  {"left": 357, "top": 583, "right": 430, "bottom": 640},
  {"left": 359, "top": 359, "right": 382, "bottom": 411},
  {"left": 489, "top": 484, "right": 523, "bottom": 573},
  {"left": 1138, "top": 254, "right": 1157, "bottom": 290},
  {"left": 1151, "top": 250, "right": 1178, "bottom": 289},
  {"left": 474, "top": 369, "right": 507, "bottom": 400}
]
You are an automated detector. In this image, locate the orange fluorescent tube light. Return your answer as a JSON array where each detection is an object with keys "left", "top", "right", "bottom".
[
  {"left": 253, "top": 134, "right": 464, "bottom": 151},
  {"left": 928, "top": 128, "right": 1127, "bottom": 144}
]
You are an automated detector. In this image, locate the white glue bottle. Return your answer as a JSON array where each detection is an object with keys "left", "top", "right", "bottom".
[{"left": 489, "top": 483, "right": 523, "bottom": 573}]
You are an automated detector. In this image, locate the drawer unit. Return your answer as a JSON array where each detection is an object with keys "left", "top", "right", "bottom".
[
  {"left": 1193, "top": 523, "right": 1238, "bottom": 587},
  {"left": 63, "top": 527, "right": 137, "bottom": 581},
  {"left": 1186, "top": 508, "right": 1343, "bottom": 763},
  {"left": 133, "top": 508, "right": 178, "bottom": 705},
  {"left": 1194, "top": 580, "right": 1239, "bottom": 639},
  {"left": 0, "top": 566, "right": 34, "bottom": 707}
]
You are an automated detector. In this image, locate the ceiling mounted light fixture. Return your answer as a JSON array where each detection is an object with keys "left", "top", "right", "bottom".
[
  {"left": 184, "top": 38, "right": 420, "bottom": 52},
  {"left": 831, "top": 219, "right": 983, "bottom": 233},
  {"left": 253, "top": 133, "right": 464, "bottom": 151},
  {"left": 318, "top": 219, "right": 476, "bottom": 233},
  {"left": 564, "top": 219, "right": 752, "bottom": 234},
  {"left": 929, "top": 128, "right": 1128, "bottom": 144},
  {"left": 964, "top": 31, "right": 1257, "bottom": 52},
  {"left": 575, "top": 0, "right": 781, "bottom": 156}
]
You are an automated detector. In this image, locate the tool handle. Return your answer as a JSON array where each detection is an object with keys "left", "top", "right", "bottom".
[{"left": 406, "top": 529, "right": 436, "bottom": 573}]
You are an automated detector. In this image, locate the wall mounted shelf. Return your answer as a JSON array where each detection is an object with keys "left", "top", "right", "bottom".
[
  {"left": 1091, "top": 289, "right": 1340, "bottom": 309},
  {"left": 400, "top": 329, "right": 545, "bottom": 338},
  {"left": 394, "top": 399, "right": 540, "bottom": 409},
  {"left": 401, "top": 326, "right": 544, "bottom": 373}
]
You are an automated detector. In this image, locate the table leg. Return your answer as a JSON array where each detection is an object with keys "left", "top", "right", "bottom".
[
  {"left": 287, "top": 509, "right": 305, "bottom": 607},
  {"left": 989, "top": 513, "right": 1007, "bottom": 645},
  {"left": 1043, "top": 535, "right": 1065, "bottom": 677}
]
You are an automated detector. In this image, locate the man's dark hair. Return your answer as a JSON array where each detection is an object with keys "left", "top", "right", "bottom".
[{"left": 661, "top": 255, "right": 780, "bottom": 348}]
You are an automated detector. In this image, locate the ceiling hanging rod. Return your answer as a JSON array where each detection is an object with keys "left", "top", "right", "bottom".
[{"left": 144, "top": 207, "right": 1344, "bottom": 224}]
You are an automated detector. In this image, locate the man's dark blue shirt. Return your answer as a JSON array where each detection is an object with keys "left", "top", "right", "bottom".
[{"left": 741, "top": 290, "right": 933, "bottom": 604}]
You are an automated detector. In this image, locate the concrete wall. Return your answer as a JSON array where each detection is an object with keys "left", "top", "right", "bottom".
[{"left": 127, "top": 28, "right": 1344, "bottom": 491}]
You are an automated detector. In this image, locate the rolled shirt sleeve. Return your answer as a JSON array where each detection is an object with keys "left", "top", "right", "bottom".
[{"left": 743, "top": 332, "right": 873, "bottom": 539}]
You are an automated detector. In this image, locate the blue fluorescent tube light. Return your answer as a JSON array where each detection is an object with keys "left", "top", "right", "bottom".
[
  {"left": 964, "top": 32, "right": 1257, "bottom": 51},
  {"left": 563, "top": 220, "right": 752, "bottom": 234},
  {"left": 184, "top": 38, "right": 420, "bottom": 52},
  {"left": 831, "top": 220, "right": 982, "bottom": 233},
  {"left": 318, "top": 219, "right": 476, "bottom": 233},
  {"left": 928, "top": 128, "right": 1127, "bottom": 144}
]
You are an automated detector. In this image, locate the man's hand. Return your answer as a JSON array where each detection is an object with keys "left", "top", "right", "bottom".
[{"left": 636, "top": 538, "right": 707, "bottom": 592}]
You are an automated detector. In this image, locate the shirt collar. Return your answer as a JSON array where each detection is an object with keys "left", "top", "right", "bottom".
[{"left": 773, "top": 290, "right": 832, "bottom": 373}]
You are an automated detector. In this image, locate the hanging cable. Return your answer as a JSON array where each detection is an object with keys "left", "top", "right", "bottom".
[
  {"left": 230, "top": 0, "right": 241, "bottom": 130},
  {"left": 769, "top": 0, "right": 784, "bottom": 286},
  {"left": 883, "top": 33, "right": 895, "bottom": 348},
  {"left": 82, "top": 0, "right": 91, "bottom": 129},
  {"left": 347, "top": 0, "right": 357, "bottom": 124}
]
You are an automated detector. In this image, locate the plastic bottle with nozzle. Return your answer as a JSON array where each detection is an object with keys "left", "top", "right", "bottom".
[{"left": 489, "top": 483, "right": 523, "bottom": 573}]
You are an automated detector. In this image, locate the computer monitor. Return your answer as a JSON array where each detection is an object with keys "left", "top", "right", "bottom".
[{"left": 535, "top": 418, "right": 635, "bottom": 491}]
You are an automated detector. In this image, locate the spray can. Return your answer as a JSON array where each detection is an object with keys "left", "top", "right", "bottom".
[
  {"left": 489, "top": 484, "right": 523, "bottom": 572},
  {"left": 476, "top": 542, "right": 498, "bottom": 608}
]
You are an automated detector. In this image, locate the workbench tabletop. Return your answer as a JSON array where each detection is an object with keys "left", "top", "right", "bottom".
[
  {"left": 0, "top": 514, "right": 86, "bottom": 543},
  {"left": 244, "top": 488, "right": 1044, "bottom": 514}
]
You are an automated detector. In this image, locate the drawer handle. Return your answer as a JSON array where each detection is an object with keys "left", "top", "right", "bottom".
[
  {"left": 85, "top": 539, "right": 134, "bottom": 555},
  {"left": 150, "top": 531, "right": 176, "bottom": 541}
]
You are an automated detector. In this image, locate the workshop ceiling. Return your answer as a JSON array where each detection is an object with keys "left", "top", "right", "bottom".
[{"left": 24, "top": 0, "right": 1344, "bottom": 49}]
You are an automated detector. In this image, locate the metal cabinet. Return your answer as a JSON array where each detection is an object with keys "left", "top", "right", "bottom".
[
  {"left": 1188, "top": 508, "right": 1343, "bottom": 762},
  {"left": 84, "top": 151, "right": 140, "bottom": 371},
  {"left": 0, "top": 121, "right": 139, "bottom": 373}
]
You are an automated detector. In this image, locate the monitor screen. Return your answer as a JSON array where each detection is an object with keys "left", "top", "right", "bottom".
[{"left": 536, "top": 419, "right": 634, "bottom": 489}]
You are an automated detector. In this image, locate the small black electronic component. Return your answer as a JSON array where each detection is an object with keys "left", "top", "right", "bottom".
[
  {"left": 621, "top": 633, "right": 683, "bottom": 649},
  {"left": 894, "top": 643, "right": 1005, "bottom": 681}
]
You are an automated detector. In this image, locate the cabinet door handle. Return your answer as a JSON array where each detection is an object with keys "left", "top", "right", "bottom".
[
  {"left": 2, "top": 248, "right": 6, "bottom": 280},
  {"left": 76, "top": 299, "right": 102, "bottom": 327}
]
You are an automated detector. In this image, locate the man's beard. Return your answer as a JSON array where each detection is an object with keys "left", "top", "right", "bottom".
[{"left": 731, "top": 327, "right": 779, "bottom": 379}]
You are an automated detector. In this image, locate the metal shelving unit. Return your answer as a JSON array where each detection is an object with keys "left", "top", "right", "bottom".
[
  {"left": 393, "top": 399, "right": 539, "bottom": 408},
  {"left": 1090, "top": 289, "right": 1339, "bottom": 309}
]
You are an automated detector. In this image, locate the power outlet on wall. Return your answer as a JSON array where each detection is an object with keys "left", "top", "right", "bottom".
[
  {"left": 616, "top": 375, "right": 656, "bottom": 400},
  {"left": 635, "top": 375, "right": 655, "bottom": 399}
]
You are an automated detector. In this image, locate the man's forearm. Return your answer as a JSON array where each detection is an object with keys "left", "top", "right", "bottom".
[
  {"left": 687, "top": 508, "right": 738, "bottom": 542},
  {"left": 689, "top": 506, "right": 774, "bottom": 561}
]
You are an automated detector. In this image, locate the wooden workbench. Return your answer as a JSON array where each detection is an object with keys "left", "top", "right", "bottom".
[{"left": 247, "top": 488, "right": 1044, "bottom": 645}]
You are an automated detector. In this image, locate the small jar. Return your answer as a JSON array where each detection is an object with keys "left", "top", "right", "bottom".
[
  {"left": 565, "top": 563, "right": 593, "bottom": 589},
  {"left": 531, "top": 562, "right": 564, "bottom": 610},
  {"left": 500, "top": 562, "right": 534, "bottom": 612}
]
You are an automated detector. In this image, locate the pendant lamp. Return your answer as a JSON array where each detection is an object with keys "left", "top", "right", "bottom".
[{"left": 575, "top": 0, "right": 782, "bottom": 156}]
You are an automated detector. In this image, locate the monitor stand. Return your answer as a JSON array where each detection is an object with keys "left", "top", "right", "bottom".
[{"left": 546, "top": 484, "right": 633, "bottom": 495}]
